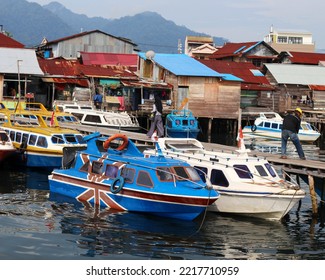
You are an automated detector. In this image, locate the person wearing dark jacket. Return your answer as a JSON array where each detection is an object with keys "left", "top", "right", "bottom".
[
  {"left": 147, "top": 92, "right": 164, "bottom": 138},
  {"left": 280, "top": 108, "right": 306, "bottom": 160}
]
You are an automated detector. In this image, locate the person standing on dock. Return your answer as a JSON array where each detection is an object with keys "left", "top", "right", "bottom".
[
  {"left": 280, "top": 107, "right": 306, "bottom": 160},
  {"left": 147, "top": 92, "right": 164, "bottom": 139}
]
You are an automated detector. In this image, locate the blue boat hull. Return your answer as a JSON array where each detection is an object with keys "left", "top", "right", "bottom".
[
  {"left": 166, "top": 128, "right": 200, "bottom": 138},
  {"left": 49, "top": 173, "right": 216, "bottom": 221},
  {"left": 10, "top": 151, "right": 62, "bottom": 169}
]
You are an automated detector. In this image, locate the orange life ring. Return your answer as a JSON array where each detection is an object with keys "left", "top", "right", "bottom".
[{"left": 103, "top": 134, "right": 129, "bottom": 151}]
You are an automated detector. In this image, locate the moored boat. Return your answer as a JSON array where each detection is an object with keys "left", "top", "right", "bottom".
[
  {"left": 48, "top": 133, "right": 219, "bottom": 220},
  {"left": 242, "top": 112, "right": 320, "bottom": 142},
  {"left": 0, "top": 111, "right": 86, "bottom": 169},
  {"left": 54, "top": 101, "right": 141, "bottom": 131},
  {"left": 144, "top": 137, "right": 306, "bottom": 220},
  {"left": 0, "top": 128, "right": 16, "bottom": 163},
  {"left": 165, "top": 109, "right": 200, "bottom": 138}
]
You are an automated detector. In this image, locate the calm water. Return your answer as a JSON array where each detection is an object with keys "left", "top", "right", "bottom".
[{"left": 0, "top": 136, "right": 325, "bottom": 260}]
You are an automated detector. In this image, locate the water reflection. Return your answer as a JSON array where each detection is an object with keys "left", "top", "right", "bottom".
[{"left": 1, "top": 164, "right": 325, "bottom": 260}]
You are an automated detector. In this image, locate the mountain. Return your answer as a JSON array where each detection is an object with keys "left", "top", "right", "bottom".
[
  {"left": 0, "top": 0, "right": 228, "bottom": 52},
  {"left": 43, "top": 2, "right": 228, "bottom": 53},
  {"left": 0, "top": 0, "right": 74, "bottom": 46}
]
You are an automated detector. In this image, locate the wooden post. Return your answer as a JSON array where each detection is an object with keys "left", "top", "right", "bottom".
[
  {"left": 308, "top": 175, "right": 318, "bottom": 217},
  {"left": 208, "top": 118, "right": 212, "bottom": 143}
]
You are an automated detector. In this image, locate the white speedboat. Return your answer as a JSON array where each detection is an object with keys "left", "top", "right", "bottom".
[
  {"left": 144, "top": 137, "right": 306, "bottom": 220},
  {"left": 242, "top": 112, "right": 320, "bottom": 142},
  {"left": 54, "top": 101, "right": 140, "bottom": 131}
]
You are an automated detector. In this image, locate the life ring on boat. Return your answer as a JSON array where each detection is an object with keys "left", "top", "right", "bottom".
[
  {"left": 251, "top": 125, "right": 257, "bottom": 132},
  {"left": 110, "top": 176, "right": 125, "bottom": 194},
  {"left": 103, "top": 134, "right": 129, "bottom": 151}
]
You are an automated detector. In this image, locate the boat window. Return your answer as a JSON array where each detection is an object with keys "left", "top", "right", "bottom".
[
  {"left": 279, "top": 124, "right": 283, "bottom": 129},
  {"left": 16, "top": 132, "right": 22, "bottom": 142},
  {"left": 84, "top": 115, "right": 101, "bottom": 123},
  {"left": 255, "top": 165, "right": 268, "bottom": 176},
  {"left": 29, "top": 134, "right": 37, "bottom": 146},
  {"left": 64, "top": 134, "right": 79, "bottom": 144},
  {"left": 233, "top": 164, "right": 253, "bottom": 179},
  {"left": 71, "top": 113, "right": 83, "bottom": 120},
  {"left": 37, "top": 136, "right": 48, "bottom": 148},
  {"left": 120, "top": 167, "right": 135, "bottom": 183},
  {"left": 105, "top": 164, "right": 118, "bottom": 178},
  {"left": 80, "top": 160, "right": 90, "bottom": 172},
  {"left": 0, "top": 132, "right": 9, "bottom": 141},
  {"left": 271, "top": 123, "right": 278, "bottom": 129},
  {"left": 136, "top": 170, "right": 154, "bottom": 188},
  {"left": 51, "top": 135, "right": 65, "bottom": 144},
  {"left": 264, "top": 122, "right": 271, "bottom": 128},
  {"left": 156, "top": 167, "right": 173, "bottom": 182},
  {"left": 194, "top": 166, "right": 208, "bottom": 182},
  {"left": 185, "top": 167, "right": 201, "bottom": 181},
  {"left": 264, "top": 163, "right": 276, "bottom": 177},
  {"left": 173, "top": 166, "right": 189, "bottom": 180},
  {"left": 9, "top": 131, "right": 15, "bottom": 141},
  {"left": 211, "top": 169, "right": 229, "bottom": 187},
  {"left": 75, "top": 135, "right": 85, "bottom": 144},
  {"left": 92, "top": 161, "right": 103, "bottom": 175}
]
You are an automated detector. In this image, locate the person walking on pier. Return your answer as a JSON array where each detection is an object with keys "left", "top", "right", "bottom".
[
  {"left": 280, "top": 107, "right": 306, "bottom": 160},
  {"left": 147, "top": 92, "right": 164, "bottom": 139}
]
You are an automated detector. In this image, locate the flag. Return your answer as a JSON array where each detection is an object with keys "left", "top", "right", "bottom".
[
  {"left": 50, "top": 105, "right": 56, "bottom": 127},
  {"left": 237, "top": 126, "right": 245, "bottom": 150}
]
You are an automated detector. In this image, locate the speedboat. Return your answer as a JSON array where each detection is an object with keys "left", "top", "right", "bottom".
[
  {"left": 0, "top": 128, "right": 16, "bottom": 163},
  {"left": 165, "top": 109, "right": 200, "bottom": 138},
  {"left": 48, "top": 133, "right": 219, "bottom": 220},
  {"left": 242, "top": 112, "right": 320, "bottom": 142},
  {"left": 144, "top": 137, "right": 306, "bottom": 220},
  {"left": 54, "top": 101, "right": 141, "bottom": 131},
  {"left": 0, "top": 111, "right": 86, "bottom": 169}
]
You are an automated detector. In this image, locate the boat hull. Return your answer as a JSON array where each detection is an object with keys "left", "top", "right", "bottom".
[
  {"left": 10, "top": 151, "right": 62, "bottom": 169},
  {"left": 49, "top": 173, "right": 218, "bottom": 221},
  {"left": 208, "top": 189, "right": 305, "bottom": 220},
  {"left": 243, "top": 126, "right": 320, "bottom": 142},
  {"left": 166, "top": 128, "right": 200, "bottom": 138}
]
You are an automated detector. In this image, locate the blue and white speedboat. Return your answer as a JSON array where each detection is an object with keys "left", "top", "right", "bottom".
[
  {"left": 243, "top": 112, "right": 320, "bottom": 142},
  {"left": 48, "top": 133, "right": 219, "bottom": 220},
  {"left": 165, "top": 109, "right": 200, "bottom": 138}
]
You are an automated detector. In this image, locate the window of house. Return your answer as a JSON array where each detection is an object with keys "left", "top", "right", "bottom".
[
  {"left": 277, "top": 36, "right": 288, "bottom": 43},
  {"left": 288, "top": 37, "right": 303, "bottom": 44}
]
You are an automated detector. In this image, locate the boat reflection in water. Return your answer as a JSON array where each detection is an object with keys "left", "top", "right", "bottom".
[{"left": 49, "top": 191, "right": 300, "bottom": 259}]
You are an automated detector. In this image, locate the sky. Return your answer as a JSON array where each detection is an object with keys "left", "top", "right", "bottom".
[{"left": 27, "top": 0, "right": 325, "bottom": 50}]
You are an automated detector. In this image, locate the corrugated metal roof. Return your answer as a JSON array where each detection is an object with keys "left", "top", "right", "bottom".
[
  {"left": 138, "top": 52, "right": 224, "bottom": 77},
  {"left": 264, "top": 64, "right": 325, "bottom": 85},
  {"left": 0, "top": 48, "right": 43, "bottom": 75},
  {"left": 0, "top": 33, "right": 24, "bottom": 48},
  {"left": 286, "top": 51, "right": 325, "bottom": 65}
]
